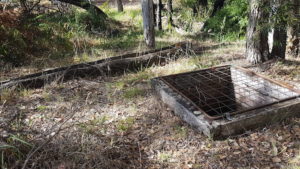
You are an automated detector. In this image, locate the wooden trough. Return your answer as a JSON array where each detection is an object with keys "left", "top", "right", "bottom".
[
  {"left": 151, "top": 65, "right": 300, "bottom": 139},
  {"left": 0, "top": 42, "right": 189, "bottom": 90}
]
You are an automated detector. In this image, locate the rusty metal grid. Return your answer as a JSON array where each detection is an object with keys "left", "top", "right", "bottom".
[{"left": 159, "top": 65, "right": 300, "bottom": 120}]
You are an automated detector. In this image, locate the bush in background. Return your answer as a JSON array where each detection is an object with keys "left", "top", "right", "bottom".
[
  {"left": 204, "top": 0, "right": 248, "bottom": 40},
  {"left": 0, "top": 8, "right": 108, "bottom": 66}
]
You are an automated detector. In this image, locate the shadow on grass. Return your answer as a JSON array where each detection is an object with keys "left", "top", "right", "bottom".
[{"left": 279, "top": 59, "right": 300, "bottom": 67}]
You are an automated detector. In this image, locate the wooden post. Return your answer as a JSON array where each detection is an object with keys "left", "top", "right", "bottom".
[{"left": 141, "top": 0, "right": 155, "bottom": 48}]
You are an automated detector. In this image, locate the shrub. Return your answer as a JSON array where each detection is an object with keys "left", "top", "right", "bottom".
[
  {"left": 0, "top": 8, "right": 109, "bottom": 66},
  {"left": 204, "top": 0, "right": 248, "bottom": 39},
  {"left": 0, "top": 26, "right": 27, "bottom": 65}
]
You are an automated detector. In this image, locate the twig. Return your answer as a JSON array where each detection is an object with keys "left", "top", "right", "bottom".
[
  {"left": 0, "top": 100, "right": 6, "bottom": 114},
  {"left": 28, "top": 0, "right": 41, "bottom": 12},
  {"left": 21, "top": 107, "right": 78, "bottom": 169},
  {"left": 137, "top": 142, "right": 142, "bottom": 169},
  {"left": 85, "top": 92, "right": 92, "bottom": 105}
]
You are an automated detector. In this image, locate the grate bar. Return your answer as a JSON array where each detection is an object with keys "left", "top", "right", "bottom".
[{"left": 159, "top": 65, "right": 300, "bottom": 120}]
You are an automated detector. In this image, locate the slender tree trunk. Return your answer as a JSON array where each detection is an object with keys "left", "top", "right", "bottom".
[
  {"left": 271, "top": 0, "right": 288, "bottom": 59},
  {"left": 116, "top": 0, "right": 123, "bottom": 12},
  {"left": 141, "top": 0, "right": 155, "bottom": 48},
  {"left": 167, "top": 0, "right": 173, "bottom": 27},
  {"left": 155, "top": 0, "right": 162, "bottom": 30},
  {"left": 19, "top": 0, "right": 29, "bottom": 13},
  {"left": 58, "top": 0, "right": 108, "bottom": 18},
  {"left": 193, "top": 0, "right": 208, "bottom": 16},
  {"left": 192, "top": 6, "right": 198, "bottom": 16},
  {"left": 288, "top": 0, "right": 300, "bottom": 57},
  {"left": 246, "top": 0, "right": 270, "bottom": 64}
]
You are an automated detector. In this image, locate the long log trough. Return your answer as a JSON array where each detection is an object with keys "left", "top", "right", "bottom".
[{"left": 0, "top": 42, "right": 189, "bottom": 90}]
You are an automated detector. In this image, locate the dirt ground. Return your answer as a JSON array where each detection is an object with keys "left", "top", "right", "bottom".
[{"left": 1, "top": 42, "right": 300, "bottom": 169}]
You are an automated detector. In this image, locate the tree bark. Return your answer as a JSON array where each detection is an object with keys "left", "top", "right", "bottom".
[
  {"left": 167, "top": 0, "right": 173, "bottom": 27},
  {"left": 246, "top": 0, "right": 270, "bottom": 64},
  {"left": 141, "top": 0, "right": 155, "bottom": 48},
  {"left": 19, "top": 0, "right": 29, "bottom": 13},
  {"left": 270, "top": 0, "right": 288, "bottom": 59},
  {"left": 288, "top": 0, "right": 299, "bottom": 57},
  {"left": 116, "top": 0, "right": 123, "bottom": 12},
  {"left": 155, "top": 0, "right": 162, "bottom": 30},
  {"left": 211, "top": 0, "right": 225, "bottom": 17},
  {"left": 58, "top": 0, "right": 108, "bottom": 18}
]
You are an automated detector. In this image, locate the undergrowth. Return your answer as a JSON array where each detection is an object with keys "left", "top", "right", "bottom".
[
  {"left": 204, "top": 0, "right": 249, "bottom": 41},
  {"left": 0, "top": 7, "right": 143, "bottom": 68},
  {"left": 0, "top": 6, "right": 176, "bottom": 74}
]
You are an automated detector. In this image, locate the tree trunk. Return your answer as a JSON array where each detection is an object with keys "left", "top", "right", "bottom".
[
  {"left": 19, "top": 0, "right": 29, "bottom": 13},
  {"left": 167, "top": 0, "right": 173, "bottom": 27},
  {"left": 141, "top": 0, "right": 155, "bottom": 48},
  {"left": 272, "top": 27, "right": 287, "bottom": 58},
  {"left": 270, "top": 0, "right": 288, "bottom": 59},
  {"left": 58, "top": 0, "right": 108, "bottom": 18},
  {"left": 288, "top": 0, "right": 300, "bottom": 57},
  {"left": 155, "top": 0, "right": 162, "bottom": 30},
  {"left": 246, "top": 0, "right": 270, "bottom": 64},
  {"left": 192, "top": 6, "right": 198, "bottom": 16},
  {"left": 116, "top": 0, "right": 123, "bottom": 12},
  {"left": 211, "top": 0, "right": 225, "bottom": 17}
]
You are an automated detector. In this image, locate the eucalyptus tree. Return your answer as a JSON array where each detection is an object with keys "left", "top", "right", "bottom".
[
  {"left": 246, "top": 0, "right": 289, "bottom": 64},
  {"left": 141, "top": 0, "right": 155, "bottom": 48},
  {"left": 288, "top": 0, "right": 299, "bottom": 57},
  {"left": 246, "top": 0, "right": 270, "bottom": 64}
]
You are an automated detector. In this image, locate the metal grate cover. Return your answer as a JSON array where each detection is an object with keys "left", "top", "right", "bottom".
[{"left": 159, "top": 65, "right": 300, "bottom": 120}]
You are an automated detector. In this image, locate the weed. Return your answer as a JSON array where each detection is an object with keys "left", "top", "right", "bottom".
[
  {"left": 191, "top": 54, "right": 221, "bottom": 69},
  {"left": 114, "top": 81, "right": 126, "bottom": 90},
  {"left": 117, "top": 117, "right": 135, "bottom": 132},
  {"left": 125, "top": 71, "right": 153, "bottom": 84},
  {"left": 41, "top": 91, "right": 51, "bottom": 101},
  {"left": 0, "top": 88, "right": 17, "bottom": 103},
  {"left": 19, "top": 89, "right": 32, "bottom": 97},
  {"left": 174, "top": 126, "right": 188, "bottom": 138},
  {"left": 37, "top": 105, "right": 48, "bottom": 111},
  {"left": 106, "top": 70, "right": 153, "bottom": 94},
  {"left": 78, "top": 116, "right": 109, "bottom": 134},
  {"left": 158, "top": 152, "right": 172, "bottom": 162},
  {"left": 0, "top": 134, "right": 32, "bottom": 168},
  {"left": 90, "top": 115, "right": 109, "bottom": 126},
  {"left": 108, "top": 8, "right": 142, "bottom": 26},
  {"left": 123, "top": 88, "right": 145, "bottom": 99}
]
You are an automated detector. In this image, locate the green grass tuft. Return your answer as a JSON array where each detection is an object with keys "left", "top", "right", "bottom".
[
  {"left": 117, "top": 117, "right": 135, "bottom": 132},
  {"left": 123, "top": 88, "right": 145, "bottom": 99}
]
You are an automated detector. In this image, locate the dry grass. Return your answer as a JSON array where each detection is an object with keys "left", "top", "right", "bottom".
[{"left": 1, "top": 42, "right": 300, "bottom": 168}]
